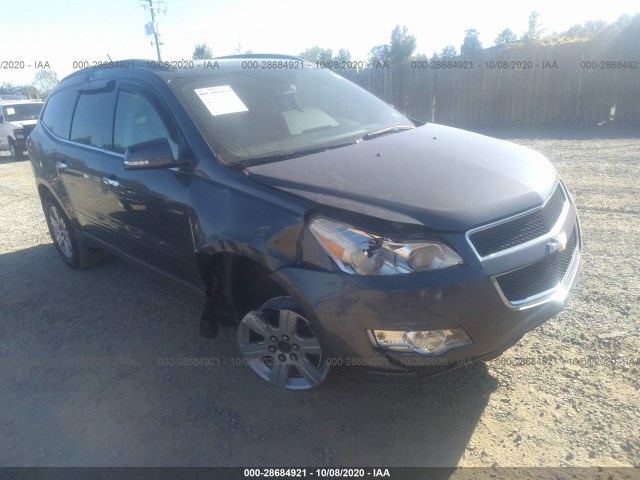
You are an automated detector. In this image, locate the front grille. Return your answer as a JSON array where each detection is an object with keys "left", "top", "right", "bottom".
[
  {"left": 495, "top": 228, "right": 578, "bottom": 303},
  {"left": 469, "top": 185, "right": 566, "bottom": 257},
  {"left": 22, "top": 124, "right": 35, "bottom": 136}
]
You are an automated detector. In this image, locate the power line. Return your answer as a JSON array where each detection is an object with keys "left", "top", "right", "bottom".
[{"left": 140, "top": 0, "right": 166, "bottom": 61}]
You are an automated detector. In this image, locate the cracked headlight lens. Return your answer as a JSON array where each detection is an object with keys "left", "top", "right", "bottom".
[{"left": 309, "top": 218, "right": 463, "bottom": 275}]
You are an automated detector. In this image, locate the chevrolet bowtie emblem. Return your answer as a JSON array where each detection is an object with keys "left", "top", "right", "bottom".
[{"left": 547, "top": 231, "right": 567, "bottom": 254}]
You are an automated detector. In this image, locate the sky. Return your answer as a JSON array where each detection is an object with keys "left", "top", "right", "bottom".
[{"left": 1, "top": 0, "right": 636, "bottom": 85}]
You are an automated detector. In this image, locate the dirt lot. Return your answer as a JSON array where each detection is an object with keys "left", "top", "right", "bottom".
[{"left": 0, "top": 130, "right": 639, "bottom": 468}]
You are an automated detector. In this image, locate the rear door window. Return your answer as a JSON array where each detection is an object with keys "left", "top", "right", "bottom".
[
  {"left": 41, "top": 89, "right": 79, "bottom": 139},
  {"left": 70, "top": 92, "right": 114, "bottom": 149}
]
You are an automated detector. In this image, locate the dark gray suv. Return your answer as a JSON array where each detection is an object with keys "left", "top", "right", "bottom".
[{"left": 28, "top": 56, "right": 581, "bottom": 389}]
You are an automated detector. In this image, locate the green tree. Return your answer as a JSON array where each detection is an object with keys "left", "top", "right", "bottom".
[
  {"left": 299, "top": 46, "right": 334, "bottom": 63},
  {"left": 440, "top": 45, "right": 458, "bottom": 58},
  {"left": 389, "top": 25, "right": 417, "bottom": 64},
  {"left": 460, "top": 29, "right": 482, "bottom": 55},
  {"left": 564, "top": 23, "right": 585, "bottom": 38},
  {"left": 604, "top": 13, "right": 633, "bottom": 38},
  {"left": 583, "top": 20, "right": 607, "bottom": 37},
  {"left": 333, "top": 48, "right": 351, "bottom": 63},
  {"left": 21, "top": 85, "right": 41, "bottom": 99},
  {"left": 299, "top": 47, "right": 353, "bottom": 67},
  {"left": 32, "top": 70, "right": 59, "bottom": 97},
  {"left": 562, "top": 14, "right": 634, "bottom": 41},
  {"left": 369, "top": 25, "right": 416, "bottom": 65},
  {"left": 523, "top": 11, "right": 544, "bottom": 43},
  {"left": 192, "top": 43, "right": 213, "bottom": 59},
  {"left": 0, "top": 82, "right": 19, "bottom": 95},
  {"left": 369, "top": 44, "right": 391, "bottom": 63},
  {"left": 494, "top": 28, "right": 518, "bottom": 46},
  {"left": 615, "top": 13, "right": 631, "bottom": 29}
]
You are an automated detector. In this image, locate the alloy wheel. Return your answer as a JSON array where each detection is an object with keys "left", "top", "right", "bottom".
[
  {"left": 49, "top": 205, "right": 73, "bottom": 259},
  {"left": 237, "top": 303, "right": 329, "bottom": 389}
]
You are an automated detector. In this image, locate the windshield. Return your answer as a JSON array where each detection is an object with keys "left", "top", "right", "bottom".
[
  {"left": 171, "top": 65, "right": 414, "bottom": 165},
  {"left": 3, "top": 103, "right": 43, "bottom": 122}
]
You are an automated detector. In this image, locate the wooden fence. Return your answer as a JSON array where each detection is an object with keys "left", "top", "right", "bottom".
[{"left": 339, "top": 36, "right": 640, "bottom": 126}]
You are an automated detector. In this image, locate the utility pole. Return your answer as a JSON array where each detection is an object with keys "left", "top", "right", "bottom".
[{"left": 141, "top": 0, "right": 165, "bottom": 61}]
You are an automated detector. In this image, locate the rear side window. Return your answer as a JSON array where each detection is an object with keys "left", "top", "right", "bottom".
[
  {"left": 70, "top": 92, "right": 113, "bottom": 149},
  {"left": 41, "top": 89, "right": 78, "bottom": 139}
]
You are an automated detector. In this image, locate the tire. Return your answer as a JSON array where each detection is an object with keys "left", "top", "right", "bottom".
[
  {"left": 42, "top": 194, "right": 105, "bottom": 269},
  {"left": 237, "top": 296, "right": 330, "bottom": 390},
  {"left": 9, "top": 139, "right": 25, "bottom": 160}
]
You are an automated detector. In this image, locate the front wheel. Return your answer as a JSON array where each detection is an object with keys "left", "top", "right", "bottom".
[
  {"left": 9, "top": 139, "right": 25, "bottom": 160},
  {"left": 237, "top": 296, "right": 330, "bottom": 390}
]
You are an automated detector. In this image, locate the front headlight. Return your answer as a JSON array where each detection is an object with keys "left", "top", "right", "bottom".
[{"left": 308, "top": 217, "right": 463, "bottom": 275}]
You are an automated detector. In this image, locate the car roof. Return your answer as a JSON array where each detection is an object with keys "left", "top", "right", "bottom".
[
  {"left": 60, "top": 54, "right": 308, "bottom": 85},
  {"left": 0, "top": 99, "right": 44, "bottom": 105}
]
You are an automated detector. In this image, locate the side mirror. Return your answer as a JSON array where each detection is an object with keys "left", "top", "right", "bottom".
[{"left": 123, "top": 138, "right": 183, "bottom": 170}]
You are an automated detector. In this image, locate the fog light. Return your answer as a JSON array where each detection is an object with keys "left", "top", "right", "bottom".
[{"left": 369, "top": 328, "right": 472, "bottom": 356}]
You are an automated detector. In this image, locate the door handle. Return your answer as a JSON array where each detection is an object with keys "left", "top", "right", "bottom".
[
  {"left": 102, "top": 177, "right": 120, "bottom": 187},
  {"left": 56, "top": 160, "right": 68, "bottom": 170}
]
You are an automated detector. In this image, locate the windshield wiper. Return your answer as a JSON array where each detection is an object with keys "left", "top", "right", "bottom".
[
  {"left": 362, "top": 125, "right": 414, "bottom": 140},
  {"left": 237, "top": 141, "right": 357, "bottom": 168}
]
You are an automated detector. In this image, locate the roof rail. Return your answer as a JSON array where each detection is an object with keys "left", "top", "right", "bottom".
[
  {"left": 214, "top": 53, "right": 304, "bottom": 61},
  {"left": 63, "top": 59, "right": 168, "bottom": 80}
]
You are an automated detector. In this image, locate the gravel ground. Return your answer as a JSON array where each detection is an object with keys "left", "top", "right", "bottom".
[{"left": 0, "top": 130, "right": 638, "bottom": 468}]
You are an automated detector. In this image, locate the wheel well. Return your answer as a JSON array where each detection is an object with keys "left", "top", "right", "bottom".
[
  {"left": 197, "top": 252, "right": 289, "bottom": 324},
  {"left": 37, "top": 184, "right": 52, "bottom": 201}
]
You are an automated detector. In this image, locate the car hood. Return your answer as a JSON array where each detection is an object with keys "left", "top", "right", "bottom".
[
  {"left": 246, "top": 124, "right": 558, "bottom": 231},
  {"left": 9, "top": 120, "right": 37, "bottom": 128}
]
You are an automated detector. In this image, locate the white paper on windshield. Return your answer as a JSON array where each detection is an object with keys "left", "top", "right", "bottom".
[
  {"left": 195, "top": 85, "right": 248, "bottom": 116},
  {"left": 281, "top": 107, "right": 339, "bottom": 135},
  {"left": 6, "top": 108, "right": 15, "bottom": 115}
]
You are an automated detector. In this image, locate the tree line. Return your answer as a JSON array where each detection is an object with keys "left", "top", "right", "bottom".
[
  {"left": 3, "top": 11, "right": 635, "bottom": 99},
  {"left": 318, "top": 12, "right": 636, "bottom": 64},
  {"left": 378, "top": 12, "right": 632, "bottom": 64},
  {"left": 191, "top": 11, "right": 637, "bottom": 65},
  {"left": 0, "top": 70, "right": 59, "bottom": 100}
]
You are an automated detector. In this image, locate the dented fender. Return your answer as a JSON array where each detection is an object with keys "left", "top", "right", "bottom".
[
  {"left": 187, "top": 167, "right": 311, "bottom": 271},
  {"left": 185, "top": 164, "right": 321, "bottom": 336}
]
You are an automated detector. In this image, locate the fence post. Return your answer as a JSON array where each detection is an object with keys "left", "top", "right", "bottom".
[
  {"left": 576, "top": 52, "right": 584, "bottom": 122},
  {"left": 432, "top": 95, "right": 436, "bottom": 122}
]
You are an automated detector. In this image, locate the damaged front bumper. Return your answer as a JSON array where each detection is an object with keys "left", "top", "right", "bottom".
[{"left": 271, "top": 253, "right": 580, "bottom": 374}]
